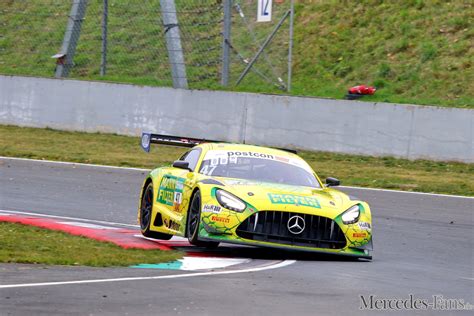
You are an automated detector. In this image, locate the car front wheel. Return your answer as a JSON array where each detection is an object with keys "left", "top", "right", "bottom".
[{"left": 187, "top": 190, "right": 219, "bottom": 248}]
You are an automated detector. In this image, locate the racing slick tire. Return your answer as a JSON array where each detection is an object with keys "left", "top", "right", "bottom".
[
  {"left": 140, "top": 182, "right": 173, "bottom": 240},
  {"left": 187, "top": 190, "right": 220, "bottom": 248}
]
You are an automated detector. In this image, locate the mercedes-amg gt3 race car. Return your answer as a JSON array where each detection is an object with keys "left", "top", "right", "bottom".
[{"left": 138, "top": 133, "right": 373, "bottom": 259}]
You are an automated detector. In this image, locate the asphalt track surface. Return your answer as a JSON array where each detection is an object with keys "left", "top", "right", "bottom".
[{"left": 0, "top": 157, "right": 473, "bottom": 315}]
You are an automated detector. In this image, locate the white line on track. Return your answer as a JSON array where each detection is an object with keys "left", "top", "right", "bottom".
[
  {"left": 0, "top": 156, "right": 149, "bottom": 172},
  {"left": 461, "top": 277, "right": 474, "bottom": 281},
  {"left": 339, "top": 185, "right": 474, "bottom": 199},
  {"left": 0, "top": 260, "right": 296, "bottom": 289},
  {"left": 0, "top": 209, "right": 139, "bottom": 228},
  {"left": 1, "top": 156, "right": 473, "bottom": 200}
]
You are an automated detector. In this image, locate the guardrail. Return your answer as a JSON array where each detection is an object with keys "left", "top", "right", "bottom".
[{"left": 0, "top": 75, "right": 472, "bottom": 163}]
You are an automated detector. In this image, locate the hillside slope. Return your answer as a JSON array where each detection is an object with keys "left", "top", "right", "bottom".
[
  {"left": 291, "top": 0, "right": 473, "bottom": 107},
  {"left": 0, "top": 0, "right": 472, "bottom": 107}
]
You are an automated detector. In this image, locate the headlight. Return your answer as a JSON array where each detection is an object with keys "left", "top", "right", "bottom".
[
  {"left": 216, "top": 189, "right": 246, "bottom": 212},
  {"left": 341, "top": 204, "right": 360, "bottom": 224}
]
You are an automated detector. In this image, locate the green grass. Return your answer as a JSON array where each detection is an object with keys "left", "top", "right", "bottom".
[
  {"left": 0, "top": 222, "right": 182, "bottom": 267},
  {"left": 288, "top": 0, "right": 474, "bottom": 108},
  {"left": 0, "top": 1, "right": 472, "bottom": 108},
  {"left": 1, "top": 125, "right": 473, "bottom": 196},
  {"left": 0, "top": 0, "right": 221, "bottom": 88}
]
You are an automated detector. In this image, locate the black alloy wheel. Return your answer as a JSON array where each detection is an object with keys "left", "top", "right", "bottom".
[{"left": 187, "top": 190, "right": 219, "bottom": 248}]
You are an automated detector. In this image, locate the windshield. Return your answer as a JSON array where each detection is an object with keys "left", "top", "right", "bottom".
[{"left": 199, "top": 150, "right": 321, "bottom": 188}]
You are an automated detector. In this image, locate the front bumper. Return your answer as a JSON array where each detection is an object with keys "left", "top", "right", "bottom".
[
  {"left": 199, "top": 209, "right": 373, "bottom": 259},
  {"left": 201, "top": 234, "right": 373, "bottom": 259}
]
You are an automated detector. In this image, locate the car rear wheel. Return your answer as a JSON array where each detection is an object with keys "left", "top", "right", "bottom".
[
  {"left": 187, "top": 190, "right": 220, "bottom": 248},
  {"left": 140, "top": 182, "right": 173, "bottom": 240}
]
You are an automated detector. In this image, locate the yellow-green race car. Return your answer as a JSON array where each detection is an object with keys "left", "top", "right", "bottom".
[{"left": 138, "top": 133, "right": 373, "bottom": 259}]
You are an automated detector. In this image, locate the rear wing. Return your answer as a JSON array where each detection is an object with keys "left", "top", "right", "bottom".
[
  {"left": 140, "top": 132, "right": 220, "bottom": 152},
  {"left": 140, "top": 132, "right": 297, "bottom": 154}
]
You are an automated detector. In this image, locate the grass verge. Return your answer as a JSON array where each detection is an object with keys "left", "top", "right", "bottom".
[
  {"left": 1, "top": 125, "right": 473, "bottom": 196},
  {"left": 0, "top": 222, "right": 181, "bottom": 267}
]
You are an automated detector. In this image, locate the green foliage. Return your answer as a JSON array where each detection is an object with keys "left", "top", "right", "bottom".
[
  {"left": 378, "top": 63, "right": 392, "bottom": 78},
  {"left": 288, "top": 0, "right": 473, "bottom": 108},
  {"left": 420, "top": 42, "right": 437, "bottom": 63}
]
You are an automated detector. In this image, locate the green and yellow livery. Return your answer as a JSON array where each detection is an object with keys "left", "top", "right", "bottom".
[{"left": 138, "top": 133, "right": 373, "bottom": 259}]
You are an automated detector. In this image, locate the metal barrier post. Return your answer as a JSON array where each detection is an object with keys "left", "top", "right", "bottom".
[
  {"left": 55, "top": 0, "right": 88, "bottom": 78},
  {"left": 160, "top": 0, "right": 188, "bottom": 89},
  {"left": 100, "top": 0, "right": 108, "bottom": 76},
  {"left": 287, "top": 0, "right": 294, "bottom": 92},
  {"left": 221, "top": 0, "right": 232, "bottom": 87}
]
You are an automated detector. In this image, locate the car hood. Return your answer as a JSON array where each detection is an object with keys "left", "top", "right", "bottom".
[{"left": 216, "top": 178, "right": 351, "bottom": 218}]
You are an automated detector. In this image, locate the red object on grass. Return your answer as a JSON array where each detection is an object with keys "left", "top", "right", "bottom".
[{"left": 348, "top": 85, "right": 376, "bottom": 95}]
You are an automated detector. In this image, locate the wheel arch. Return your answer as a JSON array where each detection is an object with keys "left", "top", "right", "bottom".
[
  {"left": 185, "top": 186, "right": 201, "bottom": 237},
  {"left": 143, "top": 176, "right": 153, "bottom": 191},
  {"left": 139, "top": 176, "right": 154, "bottom": 204},
  {"left": 138, "top": 175, "right": 155, "bottom": 225}
]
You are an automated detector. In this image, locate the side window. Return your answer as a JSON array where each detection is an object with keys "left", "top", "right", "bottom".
[{"left": 180, "top": 148, "right": 201, "bottom": 171}]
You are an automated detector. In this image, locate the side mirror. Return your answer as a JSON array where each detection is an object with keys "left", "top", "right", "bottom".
[
  {"left": 325, "top": 177, "right": 340, "bottom": 187},
  {"left": 172, "top": 160, "right": 191, "bottom": 171}
]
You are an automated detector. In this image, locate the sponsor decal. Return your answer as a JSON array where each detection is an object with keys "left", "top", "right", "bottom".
[
  {"left": 164, "top": 219, "right": 181, "bottom": 231},
  {"left": 358, "top": 222, "right": 371, "bottom": 230},
  {"left": 173, "top": 203, "right": 180, "bottom": 213},
  {"left": 157, "top": 175, "right": 185, "bottom": 211},
  {"left": 353, "top": 232, "right": 368, "bottom": 238},
  {"left": 173, "top": 191, "right": 183, "bottom": 212},
  {"left": 227, "top": 151, "right": 274, "bottom": 159},
  {"left": 203, "top": 204, "right": 222, "bottom": 214},
  {"left": 211, "top": 215, "right": 230, "bottom": 223},
  {"left": 174, "top": 192, "right": 182, "bottom": 203},
  {"left": 202, "top": 150, "right": 314, "bottom": 174},
  {"left": 202, "top": 150, "right": 314, "bottom": 173},
  {"left": 268, "top": 193, "right": 321, "bottom": 209}
]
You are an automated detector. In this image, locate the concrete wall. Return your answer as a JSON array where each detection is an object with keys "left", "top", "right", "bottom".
[{"left": 1, "top": 75, "right": 473, "bottom": 163}]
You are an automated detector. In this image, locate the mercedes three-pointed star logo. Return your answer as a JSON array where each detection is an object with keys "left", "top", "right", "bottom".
[{"left": 287, "top": 215, "right": 305, "bottom": 235}]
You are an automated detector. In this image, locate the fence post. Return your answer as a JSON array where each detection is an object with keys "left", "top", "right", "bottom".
[
  {"left": 160, "top": 0, "right": 188, "bottom": 89},
  {"left": 236, "top": 10, "right": 290, "bottom": 86},
  {"left": 55, "top": 0, "right": 88, "bottom": 78},
  {"left": 221, "top": 0, "right": 232, "bottom": 87},
  {"left": 100, "top": 0, "right": 108, "bottom": 76},
  {"left": 287, "top": 0, "right": 294, "bottom": 92}
]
